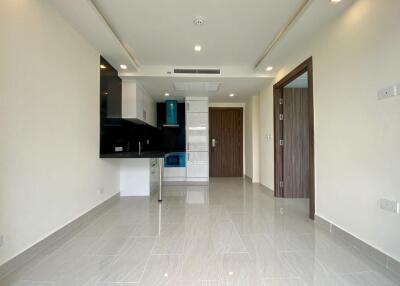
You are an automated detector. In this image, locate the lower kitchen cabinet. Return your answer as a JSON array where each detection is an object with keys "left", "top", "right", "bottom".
[{"left": 120, "top": 158, "right": 159, "bottom": 196}]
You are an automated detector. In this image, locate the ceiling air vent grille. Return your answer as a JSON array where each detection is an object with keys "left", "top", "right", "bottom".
[{"left": 174, "top": 68, "right": 221, "bottom": 75}]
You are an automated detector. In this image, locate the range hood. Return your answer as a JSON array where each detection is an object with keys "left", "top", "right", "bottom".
[{"left": 163, "top": 100, "right": 179, "bottom": 128}]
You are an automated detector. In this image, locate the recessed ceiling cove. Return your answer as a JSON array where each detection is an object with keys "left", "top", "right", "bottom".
[{"left": 92, "top": 0, "right": 306, "bottom": 67}]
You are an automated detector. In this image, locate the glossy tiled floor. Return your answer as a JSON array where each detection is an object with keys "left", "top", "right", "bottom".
[{"left": 2, "top": 178, "right": 400, "bottom": 285}]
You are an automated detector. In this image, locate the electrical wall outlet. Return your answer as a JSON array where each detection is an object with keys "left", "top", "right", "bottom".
[
  {"left": 98, "top": 188, "right": 104, "bottom": 195},
  {"left": 380, "top": 198, "right": 400, "bottom": 213},
  {"left": 114, "top": 146, "right": 123, "bottom": 152},
  {"left": 377, "top": 86, "right": 396, "bottom": 100},
  {"left": 0, "top": 235, "right": 4, "bottom": 248}
]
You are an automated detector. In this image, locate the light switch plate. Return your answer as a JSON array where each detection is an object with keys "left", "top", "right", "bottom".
[
  {"left": 380, "top": 198, "right": 399, "bottom": 213},
  {"left": 378, "top": 86, "right": 396, "bottom": 100}
]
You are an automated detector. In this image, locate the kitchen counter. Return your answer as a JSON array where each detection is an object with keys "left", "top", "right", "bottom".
[{"left": 100, "top": 151, "right": 166, "bottom": 159}]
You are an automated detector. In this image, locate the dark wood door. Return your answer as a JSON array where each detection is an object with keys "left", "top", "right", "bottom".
[
  {"left": 209, "top": 108, "right": 243, "bottom": 177},
  {"left": 283, "top": 88, "right": 310, "bottom": 198}
]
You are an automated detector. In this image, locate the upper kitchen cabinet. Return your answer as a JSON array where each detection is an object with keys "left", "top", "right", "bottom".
[
  {"left": 122, "top": 81, "right": 156, "bottom": 127},
  {"left": 100, "top": 57, "right": 121, "bottom": 119}
]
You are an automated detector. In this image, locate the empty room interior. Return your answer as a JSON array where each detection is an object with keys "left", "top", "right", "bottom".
[{"left": 1, "top": 0, "right": 400, "bottom": 285}]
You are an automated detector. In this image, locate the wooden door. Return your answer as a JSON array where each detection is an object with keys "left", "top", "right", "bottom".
[
  {"left": 283, "top": 88, "right": 310, "bottom": 198},
  {"left": 209, "top": 108, "right": 243, "bottom": 177},
  {"left": 273, "top": 57, "right": 315, "bottom": 219}
]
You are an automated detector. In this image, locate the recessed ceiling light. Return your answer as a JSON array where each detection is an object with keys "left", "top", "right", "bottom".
[
  {"left": 229, "top": 93, "right": 235, "bottom": 97},
  {"left": 165, "top": 93, "right": 170, "bottom": 97},
  {"left": 266, "top": 66, "right": 274, "bottom": 71},
  {"left": 100, "top": 64, "right": 106, "bottom": 69},
  {"left": 330, "top": 0, "right": 342, "bottom": 2},
  {"left": 194, "top": 45, "right": 202, "bottom": 52},
  {"left": 120, "top": 64, "right": 127, "bottom": 70}
]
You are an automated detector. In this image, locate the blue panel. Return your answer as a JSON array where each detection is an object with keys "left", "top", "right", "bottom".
[
  {"left": 164, "top": 152, "right": 186, "bottom": 167},
  {"left": 165, "top": 100, "right": 177, "bottom": 125}
]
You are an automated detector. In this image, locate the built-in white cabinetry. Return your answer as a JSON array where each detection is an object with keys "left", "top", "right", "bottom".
[
  {"left": 187, "top": 151, "right": 208, "bottom": 179},
  {"left": 186, "top": 112, "right": 208, "bottom": 152},
  {"left": 120, "top": 158, "right": 159, "bottom": 196},
  {"left": 122, "top": 81, "right": 156, "bottom": 127},
  {"left": 163, "top": 167, "right": 186, "bottom": 182},
  {"left": 186, "top": 100, "right": 208, "bottom": 113},
  {"left": 186, "top": 97, "right": 209, "bottom": 181}
]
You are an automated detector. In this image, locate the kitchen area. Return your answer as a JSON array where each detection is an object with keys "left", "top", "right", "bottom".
[{"left": 99, "top": 57, "right": 209, "bottom": 199}]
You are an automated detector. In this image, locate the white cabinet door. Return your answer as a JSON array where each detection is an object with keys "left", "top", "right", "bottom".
[
  {"left": 122, "top": 82, "right": 138, "bottom": 118},
  {"left": 122, "top": 82, "right": 156, "bottom": 126},
  {"left": 186, "top": 152, "right": 208, "bottom": 178},
  {"left": 186, "top": 100, "right": 208, "bottom": 113},
  {"left": 136, "top": 85, "right": 145, "bottom": 121},
  {"left": 187, "top": 112, "right": 208, "bottom": 127},
  {"left": 187, "top": 113, "right": 208, "bottom": 151},
  {"left": 143, "top": 88, "right": 156, "bottom": 127}
]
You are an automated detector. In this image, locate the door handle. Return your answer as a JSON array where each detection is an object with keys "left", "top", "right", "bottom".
[{"left": 212, "top": 138, "right": 216, "bottom": 148}]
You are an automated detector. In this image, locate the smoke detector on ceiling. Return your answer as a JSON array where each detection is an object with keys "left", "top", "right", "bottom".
[{"left": 193, "top": 16, "right": 206, "bottom": 26}]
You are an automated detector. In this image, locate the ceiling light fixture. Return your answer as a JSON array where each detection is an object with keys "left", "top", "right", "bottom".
[
  {"left": 165, "top": 93, "right": 170, "bottom": 97},
  {"left": 100, "top": 64, "right": 106, "bottom": 69},
  {"left": 193, "top": 16, "right": 205, "bottom": 26},
  {"left": 229, "top": 93, "right": 235, "bottom": 97},
  {"left": 120, "top": 64, "right": 127, "bottom": 70},
  {"left": 266, "top": 66, "right": 274, "bottom": 71},
  {"left": 194, "top": 45, "right": 202, "bottom": 52},
  {"left": 330, "top": 0, "right": 342, "bottom": 2}
]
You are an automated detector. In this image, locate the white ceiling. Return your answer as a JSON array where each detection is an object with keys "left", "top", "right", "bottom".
[
  {"left": 93, "top": 0, "right": 305, "bottom": 67},
  {"left": 257, "top": 0, "right": 356, "bottom": 70},
  {"left": 49, "top": 0, "right": 354, "bottom": 102},
  {"left": 132, "top": 77, "right": 270, "bottom": 103}
]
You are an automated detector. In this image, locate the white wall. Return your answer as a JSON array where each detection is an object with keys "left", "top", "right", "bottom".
[
  {"left": 259, "top": 0, "right": 400, "bottom": 260},
  {"left": 209, "top": 102, "right": 246, "bottom": 175},
  {"left": 245, "top": 96, "right": 260, "bottom": 183},
  {"left": 0, "top": 0, "right": 120, "bottom": 266},
  {"left": 260, "top": 82, "right": 275, "bottom": 189},
  {"left": 252, "top": 96, "right": 260, "bottom": 183},
  {"left": 245, "top": 99, "right": 253, "bottom": 179}
]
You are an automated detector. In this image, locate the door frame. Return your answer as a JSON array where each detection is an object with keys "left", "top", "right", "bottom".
[
  {"left": 273, "top": 57, "right": 315, "bottom": 219},
  {"left": 209, "top": 107, "right": 244, "bottom": 177}
]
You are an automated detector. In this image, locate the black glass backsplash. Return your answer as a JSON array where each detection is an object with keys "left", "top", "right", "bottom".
[{"left": 157, "top": 103, "right": 186, "bottom": 152}]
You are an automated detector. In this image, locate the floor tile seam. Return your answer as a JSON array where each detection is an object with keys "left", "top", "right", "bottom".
[{"left": 134, "top": 237, "right": 158, "bottom": 284}]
